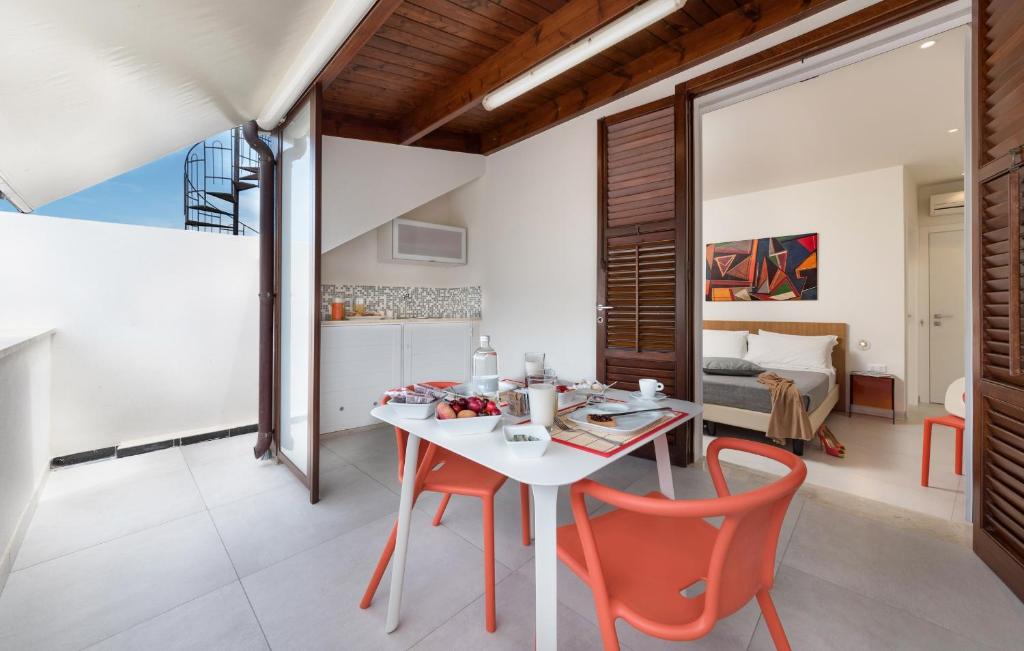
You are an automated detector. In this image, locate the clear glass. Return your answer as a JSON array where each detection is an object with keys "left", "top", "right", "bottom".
[
  {"left": 278, "top": 100, "right": 314, "bottom": 477},
  {"left": 524, "top": 352, "right": 545, "bottom": 378},
  {"left": 472, "top": 335, "right": 498, "bottom": 394}
]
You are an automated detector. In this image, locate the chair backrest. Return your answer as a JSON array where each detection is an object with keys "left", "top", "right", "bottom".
[
  {"left": 944, "top": 377, "right": 966, "bottom": 418},
  {"left": 382, "top": 381, "right": 459, "bottom": 482},
  {"left": 569, "top": 437, "right": 806, "bottom": 639}
]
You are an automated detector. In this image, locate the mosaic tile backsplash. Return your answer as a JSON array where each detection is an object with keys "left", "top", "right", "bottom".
[{"left": 321, "top": 284, "right": 482, "bottom": 320}]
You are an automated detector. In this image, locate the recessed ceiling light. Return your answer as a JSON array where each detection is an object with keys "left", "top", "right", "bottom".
[
  {"left": 948, "top": 128, "right": 960, "bottom": 133},
  {"left": 920, "top": 40, "right": 936, "bottom": 49}
]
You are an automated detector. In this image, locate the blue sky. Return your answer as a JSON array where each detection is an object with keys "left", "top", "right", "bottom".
[{"left": 1, "top": 129, "right": 257, "bottom": 231}]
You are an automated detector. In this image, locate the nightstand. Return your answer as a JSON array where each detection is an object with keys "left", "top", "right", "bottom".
[{"left": 849, "top": 372, "right": 896, "bottom": 423}]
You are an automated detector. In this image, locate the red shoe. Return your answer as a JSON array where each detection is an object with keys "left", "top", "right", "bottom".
[{"left": 818, "top": 426, "right": 845, "bottom": 458}]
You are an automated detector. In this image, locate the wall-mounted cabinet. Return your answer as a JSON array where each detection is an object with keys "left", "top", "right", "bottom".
[
  {"left": 319, "top": 320, "right": 477, "bottom": 433},
  {"left": 378, "top": 218, "right": 467, "bottom": 265}
]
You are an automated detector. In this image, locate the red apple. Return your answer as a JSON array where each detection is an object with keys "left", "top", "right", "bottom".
[
  {"left": 466, "top": 396, "right": 485, "bottom": 413},
  {"left": 451, "top": 398, "right": 468, "bottom": 412},
  {"left": 484, "top": 401, "right": 501, "bottom": 416}
]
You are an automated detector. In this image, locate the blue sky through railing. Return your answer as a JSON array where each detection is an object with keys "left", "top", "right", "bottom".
[{"left": 1, "top": 129, "right": 259, "bottom": 233}]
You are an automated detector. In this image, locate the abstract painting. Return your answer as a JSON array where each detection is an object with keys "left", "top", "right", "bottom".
[{"left": 705, "top": 233, "right": 818, "bottom": 301}]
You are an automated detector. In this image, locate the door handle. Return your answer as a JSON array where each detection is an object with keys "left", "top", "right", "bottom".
[
  {"left": 596, "top": 304, "right": 614, "bottom": 311},
  {"left": 932, "top": 314, "right": 953, "bottom": 319}
]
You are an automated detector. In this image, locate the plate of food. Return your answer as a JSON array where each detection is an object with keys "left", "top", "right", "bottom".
[{"left": 567, "top": 403, "right": 665, "bottom": 435}]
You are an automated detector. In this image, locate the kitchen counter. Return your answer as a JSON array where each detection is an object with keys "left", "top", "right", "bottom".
[{"left": 321, "top": 318, "right": 478, "bottom": 327}]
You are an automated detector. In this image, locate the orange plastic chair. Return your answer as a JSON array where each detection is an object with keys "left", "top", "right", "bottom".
[
  {"left": 921, "top": 378, "right": 966, "bottom": 487},
  {"left": 557, "top": 437, "right": 806, "bottom": 651},
  {"left": 359, "top": 381, "right": 531, "bottom": 633}
]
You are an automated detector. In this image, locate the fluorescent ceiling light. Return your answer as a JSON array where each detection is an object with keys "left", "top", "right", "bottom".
[
  {"left": 920, "top": 40, "right": 936, "bottom": 49},
  {"left": 482, "top": 0, "right": 687, "bottom": 111}
]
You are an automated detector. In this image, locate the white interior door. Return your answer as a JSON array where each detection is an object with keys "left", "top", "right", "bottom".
[{"left": 928, "top": 228, "right": 964, "bottom": 403}]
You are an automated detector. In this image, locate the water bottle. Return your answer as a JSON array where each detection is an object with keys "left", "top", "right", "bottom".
[{"left": 472, "top": 335, "right": 499, "bottom": 394}]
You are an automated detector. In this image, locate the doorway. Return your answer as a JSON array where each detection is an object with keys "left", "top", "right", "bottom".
[{"left": 690, "top": 12, "right": 971, "bottom": 522}]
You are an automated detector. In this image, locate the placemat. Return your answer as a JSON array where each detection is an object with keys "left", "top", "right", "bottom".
[{"left": 545, "top": 404, "right": 689, "bottom": 457}]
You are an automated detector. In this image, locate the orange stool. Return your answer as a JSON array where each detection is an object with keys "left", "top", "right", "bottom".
[
  {"left": 360, "top": 382, "right": 531, "bottom": 633},
  {"left": 921, "top": 414, "right": 964, "bottom": 487},
  {"left": 557, "top": 437, "right": 806, "bottom": 651}
]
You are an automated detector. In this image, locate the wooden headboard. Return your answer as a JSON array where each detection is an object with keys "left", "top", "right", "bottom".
[{"left": 703, "top": 320, "right": 848, "bottom": 413}]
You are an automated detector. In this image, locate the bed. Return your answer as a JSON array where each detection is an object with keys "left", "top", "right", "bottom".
[{"left": 701, "top": 320, "right": 847, "bottom": 455}]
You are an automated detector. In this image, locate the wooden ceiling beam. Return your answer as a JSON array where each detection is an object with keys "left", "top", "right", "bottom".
[
  {"left": 322, "top": 112, "right": 482, "bottom": 154},
  {"left": 314, "top": 0, "right": 405, "bottom": 88},
  {"left": 397, "top": 0, "right": 648, "bottom": 145},
  {"left": 479, "top": 0, "right": 845, "bottom": 154}
]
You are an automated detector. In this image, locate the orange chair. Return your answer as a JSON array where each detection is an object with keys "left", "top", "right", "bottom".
[
  {"left": 557, "top": 437, "right": 806, "bottom": 651},
  {"left": 360, "top": 382, "right": 531, "bottom": 633},
  {"left": 921, "top": 377, "right": 966, "bottom": 487}
]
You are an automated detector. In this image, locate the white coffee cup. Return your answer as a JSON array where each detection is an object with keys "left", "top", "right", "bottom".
[{"left": 638, "top": 378, "right": 664, "bottom": 398}]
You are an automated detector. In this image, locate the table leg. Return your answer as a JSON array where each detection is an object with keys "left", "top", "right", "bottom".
[
  {"left": 653, "top": 434, "right": 675, "bottom": 499},
  {"left": 532, "top": 484, "right": 559, "bottom": 651},
  {"left": 385, "top": 433, "right": 420, "bottom": 633}
]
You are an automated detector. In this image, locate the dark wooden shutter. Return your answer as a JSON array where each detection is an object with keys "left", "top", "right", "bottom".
[
  {"left": 972, "top": 0, "right": 1024, "bottom": 601},
  {"left": 597, "top": 93, "right": 694, "bottom": 464}
]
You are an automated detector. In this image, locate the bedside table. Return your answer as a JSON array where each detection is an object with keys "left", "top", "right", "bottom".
[{"left": 849, "top": 372, "right": 896, "bottom": 423}]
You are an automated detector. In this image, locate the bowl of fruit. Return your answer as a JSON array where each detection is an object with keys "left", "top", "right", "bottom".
[{"left": 434, "top": 395, "right": 503, "bottom": 435}]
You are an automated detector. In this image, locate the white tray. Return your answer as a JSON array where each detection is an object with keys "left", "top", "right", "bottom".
[{"left": 568, "top": 404, "right": 664, "bottom": 435}]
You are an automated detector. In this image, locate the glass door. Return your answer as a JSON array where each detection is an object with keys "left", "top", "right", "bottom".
[{"left": 276, "top": 87, "right": 321, "bottom": 503}]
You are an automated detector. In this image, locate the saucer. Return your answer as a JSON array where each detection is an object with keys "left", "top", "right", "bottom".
[{"left": 629, "top": 391, "right": 667, "bottom": 401}]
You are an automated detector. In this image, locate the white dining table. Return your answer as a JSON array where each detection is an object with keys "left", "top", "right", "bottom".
[{"left": 370, "top": 390, "right": 701, "bottom": 650}]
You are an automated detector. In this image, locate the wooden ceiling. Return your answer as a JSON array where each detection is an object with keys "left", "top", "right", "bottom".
[{"left": 317, "top": 0, "right": 843, "bottom": 154}]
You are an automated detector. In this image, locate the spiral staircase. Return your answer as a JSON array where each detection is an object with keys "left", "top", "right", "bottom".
[{"left": 183, "top": 127, "right": 267, "bottom": 235}]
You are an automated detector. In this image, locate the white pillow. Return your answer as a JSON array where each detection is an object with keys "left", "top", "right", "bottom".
[
  {"left": 745, "top": 330, "right": 836, "bottom": 371},
  {"left": 703, "top": 329, "right": 748, "bottom": 359}
]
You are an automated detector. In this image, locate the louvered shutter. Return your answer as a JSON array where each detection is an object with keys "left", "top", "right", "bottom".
[
  {"left": 973, "top": 0, "right": 1024, "bottom": 601},
  {"left": 597, "top": 95, "right": 694, "bottom": 466}
]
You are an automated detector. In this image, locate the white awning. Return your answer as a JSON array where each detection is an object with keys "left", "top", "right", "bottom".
[{"left": 0, "top": 0, "right": 369, "bottom": 211}]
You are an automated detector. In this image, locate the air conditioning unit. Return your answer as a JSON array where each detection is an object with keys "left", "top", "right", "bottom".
[{"left": 929, "top": 191, "right": 965, "bottom": 216}]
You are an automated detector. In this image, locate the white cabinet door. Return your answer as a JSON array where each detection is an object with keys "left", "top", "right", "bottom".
[
  {"left": 320, "top": 325, "right": 402, "bottom": 433},
  {"left": 403, "top": 322, "right": 474, "bottom": 386}
]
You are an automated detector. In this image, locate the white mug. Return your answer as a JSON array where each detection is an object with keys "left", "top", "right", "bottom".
[{"left": 638, "top": 378, "right": 664, "bottom": 398}]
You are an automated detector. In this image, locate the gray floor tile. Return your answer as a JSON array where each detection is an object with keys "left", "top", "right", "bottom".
[
  {"left": 782, "top": 500, "right": 1024, "bottom": 649},
  {"left": 0, "top": 512, "right": 236, "bottom": 651},
  {"left": 87, "top": 582, "right": 268, "bottom": 651},
  {"left": 411, "top": 570, "right": 605, "bottom": 651},
  {"left": 14, "top": 461, "right": 205, "bottom": 570},
  {"left": 748, "top": 566, "right": 995, "bottom": 651},
  {"left": 210, "top": 463, "right": 405, "bottom": 576},
  {"left": 242, "top": 511, "right": 512, "bottom": 650}
]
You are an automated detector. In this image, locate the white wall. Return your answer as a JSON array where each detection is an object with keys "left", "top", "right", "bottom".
[
  {"left": 320, "top": 137, "right": 484, "bottom": 253},
  {"left": 321, "top": 193, "right": 481, "bottom": 288},
  {"left": 0, "top": 214, "right": 258, "bottom": 456},
  {"left": 702, "top": 167, "right": 911, "bottom": 410},
  {"left": 0, "top": 332, "right": 51, "bottom": 590}
]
